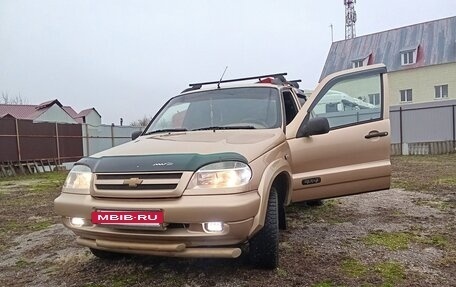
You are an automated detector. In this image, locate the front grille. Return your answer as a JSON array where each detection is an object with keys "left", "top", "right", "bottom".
[
  {"left": 97, "top": 173, "right": 182, "bottom": 180},
  {"left": 97, "top": 223, "right": 189, "bottom": 232},
  {"left": 95, "top": 184, "right": 178, "bottom": 190},
  {"left": 167, "top": 223, "right": 189, "bottom": 229},
  {"left": 93, "top": 172, "right": 185, "bottom": 198}
]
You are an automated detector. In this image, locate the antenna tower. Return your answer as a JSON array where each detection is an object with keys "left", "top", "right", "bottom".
[{"left": 344, "top": 0, "right": 357, "bottom": 39}]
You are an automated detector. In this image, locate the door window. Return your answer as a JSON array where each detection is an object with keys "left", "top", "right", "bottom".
[{"left": 310, "top": 74, "right": 382, "bottom": 129}]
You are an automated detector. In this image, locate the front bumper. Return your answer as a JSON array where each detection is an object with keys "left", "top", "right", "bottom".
[
  {"left": 54, "top": 191, "right": 260, "bottom": 257},
  {"left": 76, "top": 237, "right": 243, "bottom": 258}
]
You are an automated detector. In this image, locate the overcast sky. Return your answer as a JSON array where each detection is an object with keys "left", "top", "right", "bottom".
[{"left": 1, "top": 1, "right": 454, "bottom": 124}]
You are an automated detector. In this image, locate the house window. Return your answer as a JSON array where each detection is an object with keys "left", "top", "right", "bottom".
[
  {"left": 352, "top": 55, "right": 370, "bottom": 69},
  {"left": 368, "top": 93, "right": 380, "bottom": 105},
  {"left": 434, "top": 84, "right": 448, "bottom": 99},
  {"left": 401, "top": 50, "right": 416, "bottom": 65},
  {"left": 352, "top": 60, "right": 363, "bottom": 68},
  {"left": 400, "top": 89, "right": 413, "bottom": 103}
]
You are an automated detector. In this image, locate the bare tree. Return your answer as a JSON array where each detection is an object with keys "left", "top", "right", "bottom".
[
  {"left": 1, "top": 92, "right": 28, "bottom": 104},
  {"left": 130, "top": 115, "right": 152, "bottom": 127}
]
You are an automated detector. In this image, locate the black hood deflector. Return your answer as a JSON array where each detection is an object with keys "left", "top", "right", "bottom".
[{"left": 76, "top": 153, "right": 247, "bottom": 173}]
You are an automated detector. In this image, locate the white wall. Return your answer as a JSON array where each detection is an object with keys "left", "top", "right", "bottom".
[
  {"left": 82, "top": 124, "right": 143, "bottom": 156},
  {"left": 84, "top": 110, "right": 102, "bottom": 126},
  {"left": 35, "top": 104, "right": 77, "bottom": 123}
]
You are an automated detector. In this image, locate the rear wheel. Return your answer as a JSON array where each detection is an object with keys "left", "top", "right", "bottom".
[
  {"left": 249, "top": 187, "right": 279, "bottom": 269},
  {"left": 90, "top": 248, "right": 127, "bottom": 260}
]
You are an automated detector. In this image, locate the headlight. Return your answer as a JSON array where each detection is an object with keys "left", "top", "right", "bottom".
[
  {"left": 62, "top": 165, "right": 92, "bottom": 194},
  {"left": 188, "top": 161, "right": 252, "bottom": 189}
]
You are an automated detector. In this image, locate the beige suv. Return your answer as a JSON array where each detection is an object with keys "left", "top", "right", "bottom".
[{"left": 54, "top": 64, "right": 391, "bottom": 269}]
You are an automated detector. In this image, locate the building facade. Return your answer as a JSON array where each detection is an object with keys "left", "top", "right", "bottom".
[
  {"left": 0, "top": 99, "right": 102, "bottom": 125},
  {"left": 320, "top": 16, "right": 456, "bottom": 106},
  {"left": 388, "top": 62, "right": 455, "bottom": 105}
]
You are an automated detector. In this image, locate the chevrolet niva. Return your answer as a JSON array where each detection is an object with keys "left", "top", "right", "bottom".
[{"left": 55, "top": 64, "right": 391, "bottom": 269}]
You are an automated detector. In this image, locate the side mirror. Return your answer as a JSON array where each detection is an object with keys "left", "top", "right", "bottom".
[
  {"left": 297, "top": 117, "right": 330, "bottom": 138},
  {"left": 131, "top": 130, "right": 142, "bottom": 140}
]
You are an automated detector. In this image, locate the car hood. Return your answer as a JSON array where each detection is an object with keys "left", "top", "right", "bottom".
[{"left": 91, "top": 128, "right": 285, "bottom": 163}]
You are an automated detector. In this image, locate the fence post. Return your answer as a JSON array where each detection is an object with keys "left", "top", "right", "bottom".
[
  {"left": 55, "top": 123, "right": 61, "bottom": 164},
  {"left": 399, "top": 107, "right": 403, "bottom": 155},
  {"left": 111, "top": 124, "right": 115, "bottom": 147},
  {"left": 85, "top": 124, "right": 90, "bottom": 156},
  {"left": 15, "top": 118, "right": 22, "bottom": 161},
  {"left": 453, "top": 105, "right": 455, "bottom": 151}
]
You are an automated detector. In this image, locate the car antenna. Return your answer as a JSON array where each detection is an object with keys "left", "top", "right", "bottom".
[{"left": 217, "top": 66, "right": 228, "bottom": 89}]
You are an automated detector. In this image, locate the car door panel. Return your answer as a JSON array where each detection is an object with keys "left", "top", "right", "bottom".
[
  {"left": 286, "top": 64, "right": 391, "bottom": 202},
  {"left": 289, "top": 120, "right": 391, "bottom": 201}
]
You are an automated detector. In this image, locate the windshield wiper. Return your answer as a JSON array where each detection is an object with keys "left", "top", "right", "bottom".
[
  {"left": 144, "top": 128, "right": 188, "bottom": 135},
  {"left": 192, "top": 125, "right": 255, "bottom": 131}
]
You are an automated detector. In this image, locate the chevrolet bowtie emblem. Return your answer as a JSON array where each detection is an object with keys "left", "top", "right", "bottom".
[{"left": 123, "top": 177, "right": 143, "bottom": 187}]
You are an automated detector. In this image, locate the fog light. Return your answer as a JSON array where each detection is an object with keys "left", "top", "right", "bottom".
[
  {"left": 203, "top": 222, "right": 224, "bottom": 233},
  {"left": 70, "top": 217, "right": 86, "bottom": 227}
]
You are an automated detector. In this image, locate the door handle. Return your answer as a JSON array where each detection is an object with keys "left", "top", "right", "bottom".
[{"left": 365, "top": 131, "right": 388, "bottom": 139}]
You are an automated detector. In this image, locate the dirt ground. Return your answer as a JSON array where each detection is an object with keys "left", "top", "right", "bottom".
[{"left": 0, "top": 155, "right": 455, "bottom": 287}]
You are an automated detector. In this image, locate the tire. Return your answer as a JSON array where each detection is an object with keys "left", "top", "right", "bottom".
[
  {"left": 306, "top": 199, "right": 324, "bottom": 207},
  {"left": 90, "top": 248, "right": 127, "bottom": 260},
  {"left": 249, "top": 187, "right": 279, "bottom": 269},
  {"left": 278, "top": 191, "right": 287, "bottom": 230}
]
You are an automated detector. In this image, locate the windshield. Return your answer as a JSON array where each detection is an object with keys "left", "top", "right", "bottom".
[{"left": 145, "top": 87, "right": 281, "bottom": 133}]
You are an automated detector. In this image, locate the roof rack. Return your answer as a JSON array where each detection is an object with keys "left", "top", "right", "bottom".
[
  {"left": 181, "top": 73, "right": 302, "bottom": 93},
  {"left": 188, "top": 72, "right": 287, "bottom": 87},
  {"left": 287, "top": 79, "right": 302, "bottom": 89}
]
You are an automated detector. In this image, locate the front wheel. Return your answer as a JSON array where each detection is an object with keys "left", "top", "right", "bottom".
[{"left": 249, "top": 187, "right": 279, "bottom": 269}]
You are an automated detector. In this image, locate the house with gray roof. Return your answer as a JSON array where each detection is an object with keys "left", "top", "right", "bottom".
[{"left": 320, "top": 16, "right": 456, "bottom": 105}]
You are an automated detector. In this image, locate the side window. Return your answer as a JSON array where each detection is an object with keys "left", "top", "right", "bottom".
[
  {"left": 310, "top": 74, "right": 382, "bottom": 129},
  {"left": 296, "top": 93, "right": 307, "bottom": 106},
  {"left": 282, "top": 91, "right": 299, "bottom": 125}
]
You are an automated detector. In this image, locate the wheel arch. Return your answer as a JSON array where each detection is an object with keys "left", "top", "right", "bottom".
[
  {"left": 272, "top": 171, "right": 292, "bottom": 206},
  {"left": 248, "top": 158, "right": 292, "bottom": 236}
]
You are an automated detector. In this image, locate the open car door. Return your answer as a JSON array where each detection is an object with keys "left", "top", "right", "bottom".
[{"left": 286, "top": 64, "right": 391, "bottom": 202}]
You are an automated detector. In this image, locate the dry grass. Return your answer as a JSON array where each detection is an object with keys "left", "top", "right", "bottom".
[{"left": 1, "top": 155, "right": 455, "bottom": 287}]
